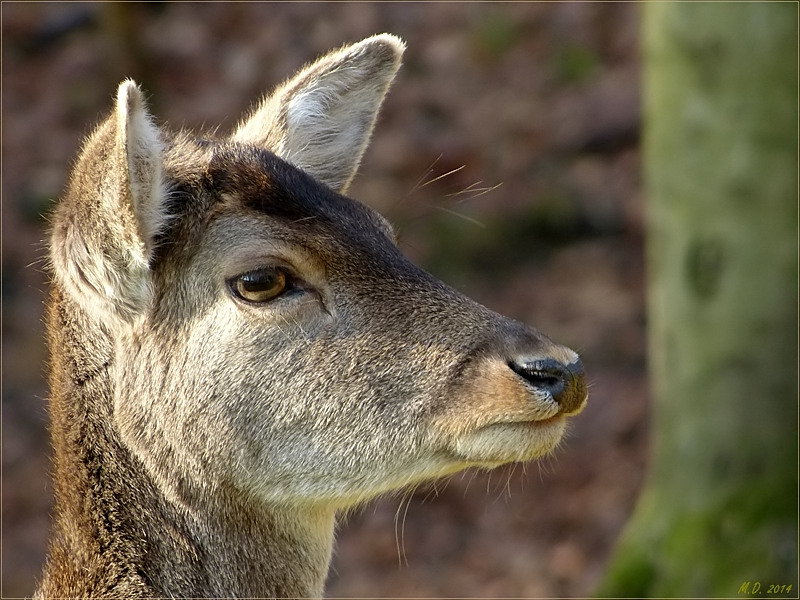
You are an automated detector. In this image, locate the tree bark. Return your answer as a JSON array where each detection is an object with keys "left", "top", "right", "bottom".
[{"left": 598, "top": 3, "right": 798, "bottom": 597}]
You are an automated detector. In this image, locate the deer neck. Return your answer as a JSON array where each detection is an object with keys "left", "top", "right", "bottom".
[
  {"left": 191, "top": 491, "right": 337, "bottom": 598},
  {"left": 41, "top": 285, "right": 336, "bottom": 598}
]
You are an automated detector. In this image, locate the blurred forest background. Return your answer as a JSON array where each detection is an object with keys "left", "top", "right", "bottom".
[{"left": 3, "top": 3, "right": 646, "bottom": 597}]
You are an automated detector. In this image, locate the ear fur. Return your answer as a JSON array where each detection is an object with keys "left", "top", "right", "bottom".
[
  {"left": 51, "top": 80, "right": 167, "bottom": 325},
  {"left": 232, "top": 34, "right": 405, "bottom": 193}
]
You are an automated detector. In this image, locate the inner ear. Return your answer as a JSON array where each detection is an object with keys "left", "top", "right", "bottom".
[
  {"left": 117, "top": 80, "right": 169, "bottom": 254},
  {"left": 231, "top": 34, "right": 405, "bottom": 194}
]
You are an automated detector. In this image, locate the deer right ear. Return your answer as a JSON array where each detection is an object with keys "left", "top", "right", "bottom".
[
  {"left": 232, "top": 34, "right": 405, "bottom": 194},
  {"left": 51, "top": 80, "right": 168, "bottom": 326}
]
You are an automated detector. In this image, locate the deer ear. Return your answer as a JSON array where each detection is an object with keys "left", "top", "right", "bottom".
[
  {"left": 232, "top": 34, "right": 405, "bottom": 194},
  {"left": 51, "top": 80, "right": 167, "bottom": 325}
]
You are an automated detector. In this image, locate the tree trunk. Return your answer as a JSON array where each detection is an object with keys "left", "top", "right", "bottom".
[{"left": 598, "top": 3, "right": 798, "bottom": 597}]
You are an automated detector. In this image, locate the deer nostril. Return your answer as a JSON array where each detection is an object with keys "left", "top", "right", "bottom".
[
  {"left": 510, "top": 359, "right": 567, "bottom": 397},
  {"left": 508, "top": 357, "right": 586, "bottom": 413}
]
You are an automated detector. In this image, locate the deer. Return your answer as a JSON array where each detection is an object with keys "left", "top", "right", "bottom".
[{"left": 36, "top": 34, "right": 587, "bottom": 598}]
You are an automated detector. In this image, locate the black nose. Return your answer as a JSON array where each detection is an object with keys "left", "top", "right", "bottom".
[{"left": 509, "top": 356, "right": 586, "bottom": 414}]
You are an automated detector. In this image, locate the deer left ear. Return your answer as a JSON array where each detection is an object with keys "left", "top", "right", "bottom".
[
  {"left": 231, "top": 34, "right": 405, "bottom": 194},
  {"left": 51, "top": 80, "right": 168, "bottom": 325},
  {"left": 115, "top": 80, "right": 168, "bottom": 251}
]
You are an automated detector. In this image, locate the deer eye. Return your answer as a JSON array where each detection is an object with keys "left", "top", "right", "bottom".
[{"left": 230, "top": 267, "right": 289, "bottom": 303}]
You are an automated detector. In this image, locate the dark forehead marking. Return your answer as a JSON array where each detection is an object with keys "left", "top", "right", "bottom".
[
  {"left": 205, "top": 147, "right": 327, "bottom": 224},
  {"left": 205, "top": 146, "right": 391, "bottom": 240}
]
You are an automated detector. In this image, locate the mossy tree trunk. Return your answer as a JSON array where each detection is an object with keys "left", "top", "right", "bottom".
[{"left": 598, "top": 3, "right": 798, "bottom": 597}]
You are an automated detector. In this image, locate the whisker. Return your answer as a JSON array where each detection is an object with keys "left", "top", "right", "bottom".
[
  {"left": 462, "top": 468, "right": 479, "bottom": 497},
  {"left": 445, "top": 181, "right": 503, "bottom": 203},
  {"left": 433, "top": 206, "right": 487, "bottom": 229},
  {"left": 408, "top": 154, "right": 443, "bottom": 195},
  {"left": 416, "top": 164, "right": 465, "bottom": 190},
  {"left": 393, "top": 488, "right": 416, "bottom": 567}
]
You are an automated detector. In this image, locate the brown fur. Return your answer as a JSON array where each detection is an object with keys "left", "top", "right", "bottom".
[{"left": 37, "top": 35, "right": 587, "bottom": 598}]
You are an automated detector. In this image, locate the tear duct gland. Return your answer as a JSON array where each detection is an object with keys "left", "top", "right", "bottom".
[{"left": 38, "top": 34, "right": 587, "bottom": 599}]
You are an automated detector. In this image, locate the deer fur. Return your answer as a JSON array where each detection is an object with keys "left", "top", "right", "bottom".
[{"left": 37, "top": 34, "right": 587, "bottom": 598}]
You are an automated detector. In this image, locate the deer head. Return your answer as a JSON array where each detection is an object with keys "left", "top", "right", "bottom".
[{"left": 48, "top": 32, "right": 586, "bottom": 571}]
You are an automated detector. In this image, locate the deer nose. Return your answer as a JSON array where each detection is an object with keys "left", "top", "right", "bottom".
[{"left": 509, "top": 356, "right": 587, "bottom": 414}]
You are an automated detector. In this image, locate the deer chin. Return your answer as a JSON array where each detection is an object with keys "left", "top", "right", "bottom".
[{"left": 442, "top": 415, "right": 568, "bottom": 466}]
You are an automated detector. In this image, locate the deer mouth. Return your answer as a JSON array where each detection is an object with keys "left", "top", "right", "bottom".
[
  {"left": 524, "top": 413, "right": 565, "bottom": 426},
  {"left": 433, "top": 409, "right": 569, "bottom": 467},
  {"left": 491, "top": 412, "right": 568, "bottom": 432}
]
